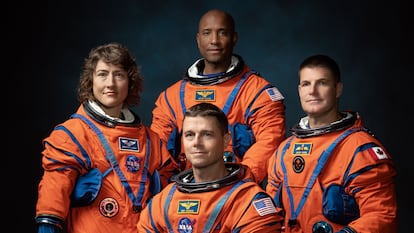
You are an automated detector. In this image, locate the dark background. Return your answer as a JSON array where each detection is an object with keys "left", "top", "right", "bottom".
[{"left": 18, "top": 0, "right": 410, "bottom": 232}]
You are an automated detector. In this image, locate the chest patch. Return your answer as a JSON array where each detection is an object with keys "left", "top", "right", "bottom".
[
  {"left": 195, "top": 90, "right": 215, "bottom": 102},
  {"left": 293, "top": 156, "right": 305, "bottom": 173},
  {"left": 119, "top": 137, "right": 139, "bottom": 152},
  {"left": 293, "top": 143, "right": 312, "bottom": 155},
  {"left": 178, "top": 200, "right": 200, "bottom": 214}
]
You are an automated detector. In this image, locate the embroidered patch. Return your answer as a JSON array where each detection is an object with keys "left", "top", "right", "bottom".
[
  {"left": 253, "top": 197, "right": 277, "bottom": 216},
  {"left": 99, "top": 197, "right": 119, "bottom": 218},
  {"left": 177, "top": 217, "right": 195, "bottom": 233},
  {"left": 368, "top": 146, "right": 389, "bottom": 161},
  {"left": 119, "top": 137, "right": 139, "bottom": 152},
  {"left": 293, "top": 156, "right": 305, "bottom": 173},
  {"left": 293, "top": 143, "right": 312, "bottom": 155},
  {"left": 125, "top": 155, "right": 141, "bottom": 173},
  {"left": 178, "top": 200, "right": 200, "bottom": 214},
  {"left": 266, "top": 87, "right": 284, "bottom": 101},
  {"left": 195, "top": 90, "right": 215, "bottom": 102}
]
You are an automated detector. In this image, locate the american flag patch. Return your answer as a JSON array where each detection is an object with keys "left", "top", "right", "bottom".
[
  {"left": 266, "top": 87, "right": 284, "bottom": 101},
  {"left": 253, "top": 197, "right": 276, "bottom": 216},
  {"left": 368, "top": 146, "right": 389, "bottom": 161}
]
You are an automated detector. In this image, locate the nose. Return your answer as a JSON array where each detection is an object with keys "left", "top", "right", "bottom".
[
  {"left": 192, "top": 134, "right": 203, "bottom": 146},
  {"left": 210, "top": 33, "right": 219, "bottom": 44},
  {"left": 308, "top": 83, "right": 318, "bottom": 94},
  {"left": 105, "top": 74, "right": 116, "bottom": 86}
]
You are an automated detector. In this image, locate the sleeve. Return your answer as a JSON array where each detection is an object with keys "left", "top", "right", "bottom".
[
  {"left": 234, "top": 192, "right": 284, "bottom": 232},
  {"left": 150, "top": 89, "right": 176, "bottom": 147},
  {"left": 240, "top": 83, "right": 286, "bottom": 184},
  {"left": 157, "top": 137, "right": 180, "bottom": 188},
  {"left": 36, "top": 126, "right": 88, "bottom": 221},
  {"left": 344, "top": 142, "right": 398, "bottom": 233},
  {"left": 265, "top": 148, "right": 281, "bottom": 199},
  {"left": 265, "top": 146, "right": 285, "bottom": 212},
  {"left": 36, "top": 215, "right": 65, "bottom": 233},
  {"left": 147, "top": 126, "right": 180, "bottom": 189},
  {"left": 137, "top": 189, "right": 168, "bottom": 232}
]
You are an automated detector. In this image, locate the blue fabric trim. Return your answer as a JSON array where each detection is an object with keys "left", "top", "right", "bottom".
[{"left": 71, "top": 113, "right": 150, "bottom": 210}]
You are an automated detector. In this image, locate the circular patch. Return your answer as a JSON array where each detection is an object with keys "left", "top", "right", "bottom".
[
  {"left": 125, "top": 155, "right": 141, "bottom": 173},
  {"left": 292, "top": 156, "right": 305, "bottom": 173},
  {"left": 99, "top": 197, "right": 119, "bottom": 218},
  {"left": 178, "top": 217, "right": 195, "bottom": 233}
]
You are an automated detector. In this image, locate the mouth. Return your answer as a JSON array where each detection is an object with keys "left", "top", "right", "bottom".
[
  {"left": 104, "top": 91, "right": 117, "bottom": 95},
  {"left": 307, "top": 99, "right": 321, "bottom": 103},
  {"left": 191, "top": 151, "right": 207, "bottom": 156},
  {"left": 207, "top": 48, "right": 222, "bottom": 54}
]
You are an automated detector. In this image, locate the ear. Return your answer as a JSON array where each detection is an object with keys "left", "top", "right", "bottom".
[
  {"left": 232, "top": 32, "right": 238, "bottom": 45},
  {"left": 336, "top": 82, "right": 343, "bottom": 98},
  {"left": 224, "top": 133, "right": 231, "bottom": 147},
  {"left": 196, "top": 33, "right": 201, "bottom": 49}
]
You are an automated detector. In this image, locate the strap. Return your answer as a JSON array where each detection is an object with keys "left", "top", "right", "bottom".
[
  {"left": 203, "top": 180, "right": 247, "bottom": 232},
  {"left": 243, "top": 83, "right": 273, "bottom": 122},
  {"left": 71, "top": 113, "right": 151, "bottom": 212},
  {"left": 55, "top": 125, "right": 113, "bottom": 176},
  {"left": 163, "top": 185, "right": 177, "bottom": 233},
  {"left": 178, "top": 70, "right": 255, "bottom": 116},
  {"left": 180, "top": 80, "right": 187, "bottom": 114},
  {"left": 163, "top": 90, "right": 177, "bottom": 121},
  {"left": 162, "top": 180, "right": 248, "bottom": 233},
  {"left": 222, "top": 71, "right": 254, "bottom": 115},
  {"left": 54, "top": 125, "right": 92, "bottom": 170},
  {"left": 148, "top": 201, "right": 162, "bottom": 233},
  {"left": 280, "top": 127, "right": 365, "bottom": 224}
]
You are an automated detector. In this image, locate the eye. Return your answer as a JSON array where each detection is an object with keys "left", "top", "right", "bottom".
[
  {"left": 95, "top": 74, "right": 107, "bottom": 81},
  {"left": 113, "top": 72, "right": 127, "bottom": 80},
  {"left": 202, "top": 131, "right": 214, "bottom": 138},
  {"left": 184, "top": 132, "right": 194, "bottom": 139},
  {"left": 319, "top": 80, "right": 328, "bottom": 85},
  {"left": 218, "top": 30, "right": 229, "bottom": 37},
  {"left": 96, "top": 72, "right": 107, "bottom": 77}
]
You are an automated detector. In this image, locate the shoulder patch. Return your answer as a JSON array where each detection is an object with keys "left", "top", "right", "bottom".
[
  {"left": 368, "top": 146, "right": 390, "bottom": 161},
  {"left": 266, "top": 87, "right": 284, "bottom": 101},
  {"left": 253, "top": 197, "right": 277, "bottom": 216}
]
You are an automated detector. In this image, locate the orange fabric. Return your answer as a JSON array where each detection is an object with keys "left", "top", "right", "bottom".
[
  {"left": 36, "top": 105, "right": 177, "bottom": 233},
  {"left": 266, "top": 118, "right": 398, "bottom": 233},
  {"left": 151, "top": 65, "right": 286, "bottom": 183},
  {"left": 137, "top": 167, "right": 283, "bottom": 232}
]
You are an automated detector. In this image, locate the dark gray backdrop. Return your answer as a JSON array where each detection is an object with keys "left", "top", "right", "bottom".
[{"left": 21, "top": 1, "right": 410, "bottom": 232}]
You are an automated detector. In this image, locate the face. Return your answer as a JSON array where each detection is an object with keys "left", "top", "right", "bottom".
[
  {"left": 92, "top": 60, "right": 129, "bottom": 117},
  {"left": 298, "top": 66, "right": 342, "bottom": 118},
  {"left": 196, "top": 11, "right": 237, "bottom": 69},
  {"left": 182, "top": 115, "right": 230, "bottom": 169}
]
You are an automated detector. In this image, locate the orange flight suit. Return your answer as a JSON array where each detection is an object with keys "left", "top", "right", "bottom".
[
  {"left": 266, "top": 112, "right": 397, "bottom": 233},
  {"left": 151, "top": 55, "right": 285, "bottom": 184},
  {"left": 137, "top": 164, "right": 284, "bottom": 232},
  {"left": 36, "top": 103, "right": 178, "bottom": 233}
]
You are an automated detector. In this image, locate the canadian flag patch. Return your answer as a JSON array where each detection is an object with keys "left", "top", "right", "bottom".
[{"left": 368, "top": 146, "right": 389, "bottom": 161}]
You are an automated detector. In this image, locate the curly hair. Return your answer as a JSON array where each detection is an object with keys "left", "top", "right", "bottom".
[{"left": 77, "top": 42, "right": 143, "bottom": 107}]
